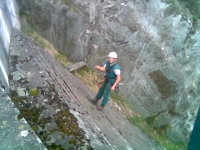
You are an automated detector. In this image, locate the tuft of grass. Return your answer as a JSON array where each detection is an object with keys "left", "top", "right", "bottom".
[
  {"left": 73, "top": 66, "right": 101, "bottom": 93},
  {"left": 22, "top": 27, "right": 54, "bottom": 52},
  {"left": 55, "top": 53, "right": 70, "bottom": 68},
  {"left": 128, "top": 116, "right": 187, "bottom": 150},
  {"left": 22, "top": 27, "right": 70, "bottom": 68}
]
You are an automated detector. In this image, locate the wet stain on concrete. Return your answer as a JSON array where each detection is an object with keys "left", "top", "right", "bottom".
[{"left": 149, "top": 70, "right": 178, "bottom": 100}]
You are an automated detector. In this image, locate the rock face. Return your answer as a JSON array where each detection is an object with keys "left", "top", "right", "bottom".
[{"left": 16, "top": 0, "right": 200, "bottom": 144}]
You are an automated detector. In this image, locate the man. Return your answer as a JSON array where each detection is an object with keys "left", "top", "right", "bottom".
[{"left": 90, "top": 52, "right": 121, "bottom": 111}]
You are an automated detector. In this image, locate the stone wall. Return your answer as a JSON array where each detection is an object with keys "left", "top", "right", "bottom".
[{"left": 0, "top": 0, "right": 19, "bottom": 93}]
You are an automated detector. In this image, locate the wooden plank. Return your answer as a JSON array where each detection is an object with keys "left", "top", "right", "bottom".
[{"left": 67, "top": 61, "right": 86, "bottom": 72}]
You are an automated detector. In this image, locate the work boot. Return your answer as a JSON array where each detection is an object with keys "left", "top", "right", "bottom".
[
  {"left": 96, "top": 104, "right": 105, "bottom": 111},
  {"left": 89, "top": 97, "right": 99, "bottom": 105}
]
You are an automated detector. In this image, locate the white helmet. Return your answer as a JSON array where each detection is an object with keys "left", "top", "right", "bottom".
[{"left": 108, "top": 52, "right": 117, "bottom": 58}]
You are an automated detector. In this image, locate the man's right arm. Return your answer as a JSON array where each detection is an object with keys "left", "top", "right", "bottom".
[{"left": 95, "top": 65, "right": 106, "bottom": 71}]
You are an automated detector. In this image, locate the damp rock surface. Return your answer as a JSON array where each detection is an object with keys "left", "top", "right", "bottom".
[{"left": 9, "top": 29, "right": 163, "bottom": 150}]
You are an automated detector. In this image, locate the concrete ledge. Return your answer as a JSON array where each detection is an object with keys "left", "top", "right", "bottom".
[{"left": 67, "top": 61, "right": 86, "bottom": 72}]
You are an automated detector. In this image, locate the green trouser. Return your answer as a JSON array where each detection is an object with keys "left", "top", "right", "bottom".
[{"left": 96, "top": 78, "right": 112, "bottom": 106}]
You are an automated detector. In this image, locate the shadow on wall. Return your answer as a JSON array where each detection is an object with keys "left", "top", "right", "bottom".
[{"left": 0, "top": 0, "right": 20, "bottom": 93}]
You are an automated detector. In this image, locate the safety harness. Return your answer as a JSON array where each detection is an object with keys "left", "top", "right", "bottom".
[
  {"left": 98, "top": 63, "right": 117, "bottom": 88},
  {"left": 105, "top": 62, "right": 117, "bottom": 79}
]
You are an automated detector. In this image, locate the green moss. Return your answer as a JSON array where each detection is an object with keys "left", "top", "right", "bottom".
[
  {"left": 29, "top": 88, "right": 40, "bottom": 96},
  {"left": 54, "top": 109, "right": 83, "bottom": 137}
]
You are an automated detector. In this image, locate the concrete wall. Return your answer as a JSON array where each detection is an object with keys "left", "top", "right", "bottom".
[{"left": 0, "top": 0, "right": 19, "bottom": 93}]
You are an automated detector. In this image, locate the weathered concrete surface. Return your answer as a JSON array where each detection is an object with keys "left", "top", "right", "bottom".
[{"left": 9, "top": 29, "right": 163, "bottom": 150}]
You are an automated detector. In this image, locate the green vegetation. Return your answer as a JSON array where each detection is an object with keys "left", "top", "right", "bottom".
[
  {"left": 22, "top": 27, "right": 51, "bottom": 50},
  {"left": 180, "top": 0, "right": 200, "bottom": 16},
  {"left": 165, "top": 0, "right": 200, "bottom": 29},
  {"left": 64, "top": 0, "right": 80, "bottom": 14},
  {"left": 22, "top": 27, "right": 71, "bottom": 68},
  {"left": 180, "top": 0, "right": 200, "bottom": 28},
  {"left": 73, "top": 66, "right": 101, "bottom": 92}
]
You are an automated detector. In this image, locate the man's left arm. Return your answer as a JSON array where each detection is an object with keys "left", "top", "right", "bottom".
[{"left": 111, "top": 74, "right": 121, "bottom": 91}]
